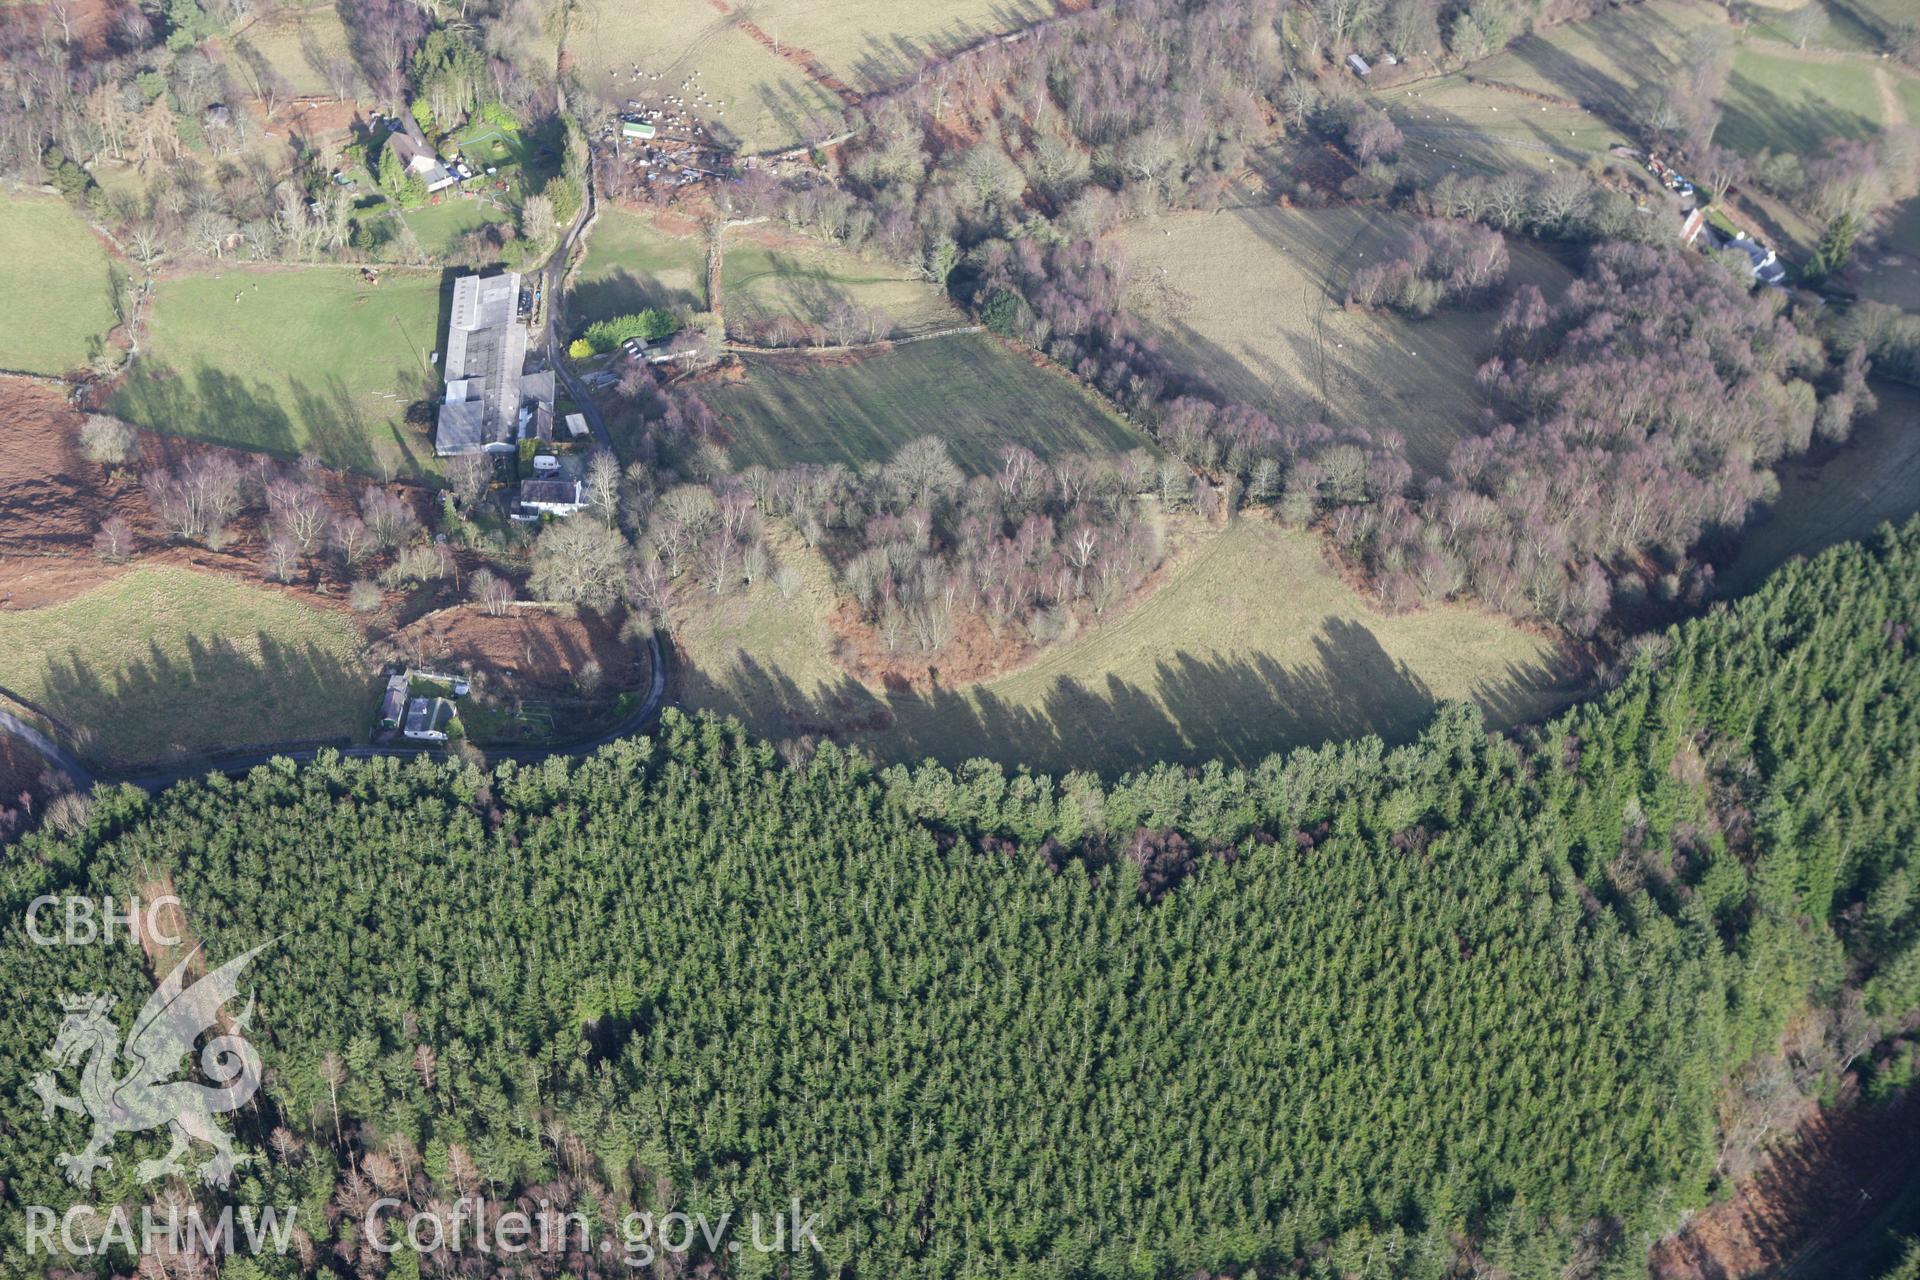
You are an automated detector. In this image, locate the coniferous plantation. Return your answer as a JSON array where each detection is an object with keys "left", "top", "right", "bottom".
[{"left": 4, "top": 521, "right": 1920, "bottom": 1279}]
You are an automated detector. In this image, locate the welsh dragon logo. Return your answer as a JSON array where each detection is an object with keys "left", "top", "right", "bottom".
[{"left": 31, "top": 942, "right": 271, "bottom": 1189}]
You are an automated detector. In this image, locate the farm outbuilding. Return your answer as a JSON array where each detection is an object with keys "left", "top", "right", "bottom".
[
  {"left": 378, "top": 674, "right": 408, "bottom": 728},
  {"left": 436, "top": 272, "right": 554, "bottom": 455},
  {"left": 622, "top": 120, "right": 658, "bottom": 141}
]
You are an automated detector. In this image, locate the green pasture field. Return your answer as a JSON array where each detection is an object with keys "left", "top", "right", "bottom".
[
  {"left": 1857, "top": 196, "right": 1920, "bottom": 313},
  {"left": 722, "top": 226, "right": 965, "bottom": 338},
  {"left": 695, "top": 332, "right": 1151, "bottom": 474},
  {"left": 1717, "top": 46, "right": 1886, "bottom": 153},
  {"left": 112, "top": 266, "right": 446, "bottom": 476},
  {"left": 229, "top": 4, "right": 353, "bottom": 99},
  {"left": 698, "top": 0, "right": 1052, "bottom": 93},
  {"left": 566, "top": 0, "right": 1052, "bottom": 153},
  {"left": 1452, "top": 0, "right": 1721, "bottom": 123},
  {"left": 0, "top": 566, "right": 369, "bottom": 769},
  {"left": 0, "top": 194, "right": 120, "bottom": 377},
  {"left": 1736, "top": 0, "right": 1882, "bottom": 54},
  {"left": 1425, "top": 0, "right": 1907, "bottom": 162},
  {"left": 566, "top": 0, "right": 843, "bottom": 154}
]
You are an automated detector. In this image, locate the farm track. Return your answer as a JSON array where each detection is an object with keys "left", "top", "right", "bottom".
[
  {"left": 0, "top": 694, "right": 94, "bottom": 791},
  {"left": 723, "top": 324, "right": 984, "bottom": 355},
  {"left": 1306, "top": 207, "right": 1389, "bottom": 418},
  {"left": 1877, "top": 66, "right": 1909, "bottom": 127}
]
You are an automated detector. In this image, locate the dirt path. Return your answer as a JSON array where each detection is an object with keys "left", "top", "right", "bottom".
[
  {"left": 1731, "top": 33, "right": 1913, "bottom": 129},
  {"left": 723, "top": 324, "right": 984, "bottom": 356},
  {"left": 1877, "top": 66, "right": 1908, "bottom": 128},
  {"left": 1305, "top": 207, "right": 1390, "bottom": 417}
]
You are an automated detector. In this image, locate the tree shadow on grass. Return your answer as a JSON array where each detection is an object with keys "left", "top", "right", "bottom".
[
  {"left": 725, "top": 249, "right": 863, "bottom": 332},
  {"left": 569, "top": 265, "right": 704, "bottom": 325},
  {"left": 843, "top": 1, "right": 1051, "bottom": 91},
  {"left": 752, "top": 79, "right": 846, "bottom": 154},
  {"left": 112, "top": 360, "right": 430, "bottom": 479},
  {"left": 681, "top": 613, "right": 1576, "bottom": 774},
  {"left": 1715, "top": 64, "right": 1879, "bottom": 156},
  {"left": 37, "top": 630, "right": 366, "bottom": 771},
  {"left": 1134, "top": 207, "right": 1503, "bottom": 478},
  {"left": 1500, "top": 8, "right": 1694, "bottom": 124}
]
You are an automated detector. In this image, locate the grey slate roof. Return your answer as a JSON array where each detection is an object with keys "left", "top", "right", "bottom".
[
  {"left": 436, "top": 273, "right": 534, "bottom": 455},
  {"left": 519, "top": 479, "right": 585, "bottom": 509}
]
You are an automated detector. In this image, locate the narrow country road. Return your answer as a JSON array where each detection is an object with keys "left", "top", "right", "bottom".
[
  {"left": 1, "top": 173, "right": 673, "bottom": 801},
  {"left": 0, "top": 706, "right": 95, "bottom": 793},
  {"left": 542, "top": 174, "right": 615, "bottom": 453}
]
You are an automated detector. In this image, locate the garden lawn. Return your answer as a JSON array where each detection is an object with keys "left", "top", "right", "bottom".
[
  {"left": 0, "top": 567, "right": 369, "bottom": 769},
  {"left": 450, "top": 122, "right": 528, "bottom": 171},
  {"left": 695, "top": 333, "right": 1150, "bottom": 474},
  {"left": 0, "top": 194, "right": 119, "bottom": 377},
  {"left": 112, "top": 266, "right": 446, "bottom": 476},
  {"left": 402, "top": 196, "right": 513, "bottom": 259}
]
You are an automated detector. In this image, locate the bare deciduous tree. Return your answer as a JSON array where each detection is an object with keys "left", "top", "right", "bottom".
[
  {"left": 264, "top": 536, "right": 301, "bottom": 583},
  {"left": 361, "top": 486, "right": 420, "bottom": 549},
  {"left": 330, "top": 514, "right": 372, "bottom": 568},
  {"left": 626, "top": 559, "right": 673, "bottom": 626},
  {"left": 80, "top": 415, "right": 137, "bottom": 466},
  {"left": 449, "top": 452, "right": 492, "bottom": 509},
  {"left": 528, "top": 518, "right": 630, "bottom": 607},
  {"left": 469, "top": 567, "right": 516, "bottom": 617},
  {"left": 145, "top": 454, "right": 244, "bottom": 544},
  {"left": 93, "top": 515, "right": 133, "bottom": 562},
  {"left": 268, "top": 478, "right": 330, "bottom": 556},
  {"left": 584, "top": 450, "right": 621, "bottom": 524},
  {"left": 885, "top": 436, "right": 963, "bottom": 510}
]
